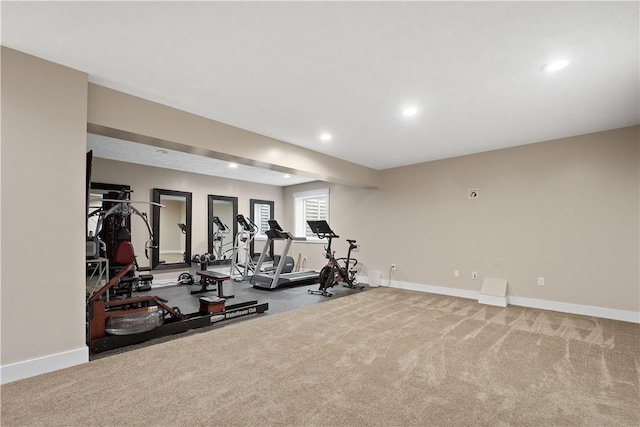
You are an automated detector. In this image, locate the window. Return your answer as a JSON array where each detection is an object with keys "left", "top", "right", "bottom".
[
  {"left": 253, "top": 202, "right": 272, "bottom": 239},
  {"left": 293, "top": 188, "right": 329, "bottom": 239}
]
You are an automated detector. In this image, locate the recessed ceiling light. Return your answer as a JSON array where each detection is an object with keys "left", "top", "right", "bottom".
[
  {"left": 283, "top": 174, "right": 291, "bottom": 179},
  {"left": 402, "top": 107, "right": 418, "bottom": 117},
  {"left": 320, "top": 133, "right": 332, "bottom": 141},
  {"left": 228, "top": 162, "right": 238, "bottom": 168},
  {"left": 542, "top": 59, "right": 570, "bottom": 72}
]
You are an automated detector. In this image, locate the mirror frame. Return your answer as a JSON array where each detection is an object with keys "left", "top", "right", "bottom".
[
  {"left": 207, "top": 195, "right": 238, "bottom": 264},
  {"left": 250, "top": 199, "right": 275, "bottom": 259},
  {"left": 152, "top": 188, "right": 192, "bottom": 270}
]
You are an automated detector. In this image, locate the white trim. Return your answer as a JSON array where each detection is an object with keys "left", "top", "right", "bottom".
[
  {"left": 478, "top": 294, "right": 508, "bottom": 307},
  {"left": 390, "top": 281, "right": 479, "bottom": 300},
  {"left": 360, "top": 277, "right": 639, "bottom": 323},
  {"left": 507, "top": 295, "right": 640, "bottom": 323},
  {"left": 292, "top": 188, "right": 329, "bottom": 199},
  {"left": 372, "top": 278, "right": 479, "bottom": 300},
  {"left": 1, "top": 346, "right": 88, "bottom": 384},
  {"left": 293, "top": 239, "right": 326, "bottom": 245}
]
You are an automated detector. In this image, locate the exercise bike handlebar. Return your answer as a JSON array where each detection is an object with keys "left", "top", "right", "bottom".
[{"left": 307, "top": 220, "right": 339, "bottom": 239}]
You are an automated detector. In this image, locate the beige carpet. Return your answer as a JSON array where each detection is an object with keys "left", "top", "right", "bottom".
[{"left": 2, "top": 287, "right": 639, "bottom": 426}]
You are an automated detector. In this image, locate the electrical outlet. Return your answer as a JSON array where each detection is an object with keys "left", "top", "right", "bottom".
[
  {"left": 454, "top": 270, "right": 459, "bottom": 277},
  {"left": 472, "top": 271, "right": 478, "bottom": 279},
  {"left": 391, "top": 264, "right": 396, "bottom": 271},
  {"left": 538, "top": 277, "right": 545, "bottom": 286}
]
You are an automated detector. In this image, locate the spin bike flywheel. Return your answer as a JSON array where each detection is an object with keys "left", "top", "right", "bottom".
[{"left": 319, "top": 265, "right": 340, "bottom": 289}]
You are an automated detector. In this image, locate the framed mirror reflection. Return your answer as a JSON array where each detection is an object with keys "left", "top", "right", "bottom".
[
  {"left": 88, "top": 182, "right": 132, "bottom": 245},
  {"left": 152, "top": 189, "right": 192, "bottom": 270},
  {"left": 250, "top": 199, "right": 274, "bottom": 259},
  {"left": 208, "top": 195, "right": 238, "bottom": 264}
]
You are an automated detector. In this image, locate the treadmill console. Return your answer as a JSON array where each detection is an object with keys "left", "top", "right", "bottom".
[
  {"left": 266, "top": 219, "right": 288, "bottom": 239},
  {"left": 267, "top": 219, "right": 284, "bottom": 231}
]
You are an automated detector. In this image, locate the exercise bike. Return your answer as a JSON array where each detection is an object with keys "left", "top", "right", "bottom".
[{"left": 307, "top": 220, "right": 363, "bottom": 297}]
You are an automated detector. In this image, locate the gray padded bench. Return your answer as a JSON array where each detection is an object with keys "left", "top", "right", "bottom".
[{"left": 193, "top": 271, "right": 234, "bottom": 299}]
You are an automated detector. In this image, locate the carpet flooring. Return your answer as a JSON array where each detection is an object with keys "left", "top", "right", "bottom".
[{"left": 1, "top": 287, "right": 638, "bottom": 426}]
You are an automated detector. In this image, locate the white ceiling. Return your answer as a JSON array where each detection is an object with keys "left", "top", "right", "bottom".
[{"left": 2, "top": 1, "right": 639, "bottom": 176}]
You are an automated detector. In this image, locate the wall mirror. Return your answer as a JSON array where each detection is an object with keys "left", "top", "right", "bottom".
[
  {"left": 152, "top": 189, "right": 192, "bottom": 270},
  {"left": 250, "top": 199, "right": 274, "bottom": 259},
  {"left": 88, "top": 182, "right": 136, "bottom": 266},
  {"left": 88, "top": 182, "right": 132, "bottom": 240},
  {"left": 208, "top": 195, "right": 238, "bottom": 264}
]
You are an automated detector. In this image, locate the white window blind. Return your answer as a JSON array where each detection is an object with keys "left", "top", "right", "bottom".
[
  {"left": 254, "top": 203, "right": 271, "bottom": 238},
  {"left": 293, "top": 188, "right": 329, "bottom": 239},
  {"left": 302, "top": 196, "right": 328, "bottom": 238}
]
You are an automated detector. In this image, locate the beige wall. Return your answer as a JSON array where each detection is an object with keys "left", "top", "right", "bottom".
[
  {"left": 1, "top": 48, "right": 88, "bottom": 366},
  {"left": 91, "top": 158, "right": 285, "bottom": 269},
  {"left": 286, "top": 127, "right": 640, "bottom": 312}
]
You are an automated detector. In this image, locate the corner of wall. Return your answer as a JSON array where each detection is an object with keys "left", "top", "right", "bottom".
[{"left": 1, "top": 347, "right": 88, "bottom": 385}]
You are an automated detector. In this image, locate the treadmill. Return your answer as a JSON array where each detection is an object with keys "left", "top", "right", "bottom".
[{"left": 251, "top": 220, "right": 319, "bottom": 289}]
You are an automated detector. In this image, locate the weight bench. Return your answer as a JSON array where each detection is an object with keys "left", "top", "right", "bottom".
[{"left": 193, "top": 271, "right": 234, "bottom": 299}]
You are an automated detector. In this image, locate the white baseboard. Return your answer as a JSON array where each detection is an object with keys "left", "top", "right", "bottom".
[
  {"left": 1, "top": 346, "right": 88, "bottom": 384},
  {"left": 365, "top": 278, "right": 639, "bottom": 324},
  {"left": 382, "top": 279, "right": 479, "bottom": 300},
  {"left": 507, "top": 296, "right": 640, "bottom": 323}
]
